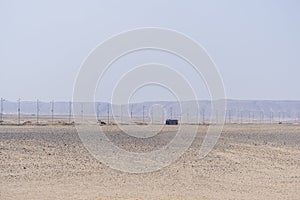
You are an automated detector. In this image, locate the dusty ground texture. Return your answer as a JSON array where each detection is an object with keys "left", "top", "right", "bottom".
[{"left": 0, "top": 124, "right": 300, "bottom": 200}]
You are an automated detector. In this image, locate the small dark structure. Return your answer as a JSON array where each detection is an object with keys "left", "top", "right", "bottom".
[
  {"left": 97, "top": 120, "right": 107, "bottom": 125},
  {"left": 166, "top": 119, "right": 178, "bottom": 125}
]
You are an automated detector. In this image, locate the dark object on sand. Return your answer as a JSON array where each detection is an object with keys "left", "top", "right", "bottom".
[
  {"left": 98, "top": 120, "right": 107, "bottom": 125},
  {"left": 166, "top": 119, "right": 178, "bottom": 125}
]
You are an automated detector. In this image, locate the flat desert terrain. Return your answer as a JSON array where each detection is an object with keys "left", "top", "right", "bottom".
[{"left": 0, "top": 124, "right": 300, "bottom": 199}]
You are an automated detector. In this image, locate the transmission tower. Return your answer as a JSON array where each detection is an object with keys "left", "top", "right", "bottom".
[
  {"left": 120, "top": 104, "right": 123, "bottom": 122},
  {"left": 150, "top": 109, "right": 153, "bottom": 124},
  {"left": 96, "top": 103, "right": 100, "bottom": 121},
  {"left": 68, "top": 101, "right": 72, "bottom": 124},
  {"left": 240, "top": 110, "right": 243, "bottom": 124},
  {"left": 260, "top": 111, "right": 264, "bottom": 124},
  {"left": 248, "top": 111, "right": 251, "bottom": 123},
  {"left": 107, "top": 103, "right": 110, "bottom": 124},
  {"left": 270, "top": 111, "right": 274, "bottom": 124},
  {"left": 51, "top": 100, "right": 54, "bottom": 125},
  {"left": 81, "top": 103, "right": 84, "bottom": 120},
  {"left": 201, "top": 108, "right": 205, "bottom": 124},
  {"left": 0, "top": 98, "right": 4, "bottom": 122},
  {"left": 130, "top": 104, "right": 133, "bottom": 120},
  {"left": 142, "top": 105, "right": 145, "bottom": 123},
  {"left": 18, "top": 98, "right": 21, "bottom": 125},
  {"left": 36, "top": 99, "right": 40, "bottom": 124}
]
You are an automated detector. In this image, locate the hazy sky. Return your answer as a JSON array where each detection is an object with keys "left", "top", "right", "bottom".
[{"left": 1, "top": 0, "right": 299, "bottom": 102}]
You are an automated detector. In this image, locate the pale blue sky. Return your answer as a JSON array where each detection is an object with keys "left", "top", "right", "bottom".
[{"left": 0, "top": 0, "right": 299, "bottom": 102}]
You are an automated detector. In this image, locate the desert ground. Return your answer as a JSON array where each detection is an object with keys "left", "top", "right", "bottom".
[{"left": 0, "top": 123, "right": 300, "bottom": 200}]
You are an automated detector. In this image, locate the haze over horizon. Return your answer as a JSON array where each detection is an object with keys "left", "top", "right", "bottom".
[{"left": 1, "top": 0, "right": 300, "bottom": 102}]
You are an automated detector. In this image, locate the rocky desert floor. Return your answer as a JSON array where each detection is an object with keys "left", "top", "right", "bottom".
[{"left": 0, "top": 124, "right": 300, "bottom": 200}]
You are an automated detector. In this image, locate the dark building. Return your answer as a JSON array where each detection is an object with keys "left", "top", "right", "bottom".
[{"left": 166, "top": 119, "right": 178, "bottom": 125}]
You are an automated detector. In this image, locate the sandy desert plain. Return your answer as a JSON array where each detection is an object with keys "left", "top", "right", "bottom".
[{"left": 0, "top": 122, "right": 300, "bottom": 200}]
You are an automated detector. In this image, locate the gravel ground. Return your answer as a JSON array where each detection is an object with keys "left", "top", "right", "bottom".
[{"left": 0, "top": 124, "right": 300, "bottom": 199}]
